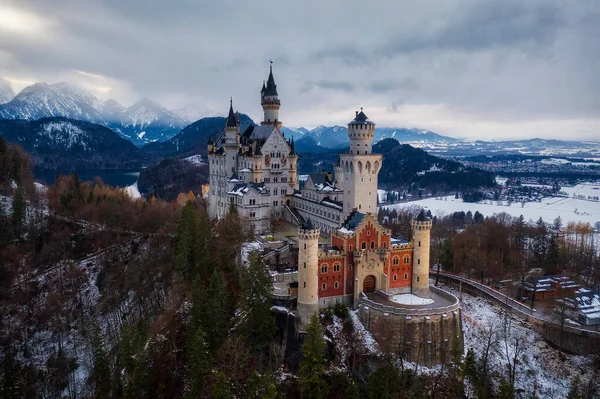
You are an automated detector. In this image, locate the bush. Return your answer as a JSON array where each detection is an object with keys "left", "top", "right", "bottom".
[
  {"left": 333, "top": 302, "right": 349, "bottom": 319},
  {"left": 323, "top": 308, "right": 333, "bottom": 322}
]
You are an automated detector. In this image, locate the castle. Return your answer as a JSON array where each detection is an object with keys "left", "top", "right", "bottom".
[{"left": 208, "top": 66, "right": 461, "bottom": 365}]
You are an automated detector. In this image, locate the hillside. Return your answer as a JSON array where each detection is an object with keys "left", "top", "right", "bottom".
[
  {"left": 373, "top": 138, "right": 495, "bottom": 190},
  {"left": 137, "top": 156, "right": 208, "bottom": 201},
  {"left": 143, "top": 114, "right": 254, "bottom": 157},
  {"left": 0, "top": 117, "right": 146, "bottom": 170}
]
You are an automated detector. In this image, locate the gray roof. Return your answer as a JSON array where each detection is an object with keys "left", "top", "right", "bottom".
[
  {"left": 226, "top": 100, "right": 237, "bottom": 128},
  {"left": 348, "top": 108, "right": 375, "bottom": 125},
  {"left": 242, "top": 125, "right": 275, "bottom": 140},
  {"left": 264, "top": 65, "right": 278, "bottom": 96},
  {"left": 343, "top": 211, "right": 365, "bottom": 231}
]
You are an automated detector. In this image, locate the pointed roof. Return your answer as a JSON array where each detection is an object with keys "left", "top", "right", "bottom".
[
  {"left": 261, "top": 80, "right": 266, "bottom": 94},
  {"left": 416, "top": 209, "right": 428, "bottom": 222},
  {"left": 226, "top": 98, "right": 237, "bottom": 128},
  {"left": 264, "top": 63, "right": 278, "bottom": 96},
  {"left": 289, "top": 137, "right": 296, "bottom": 155},
  {"left": 303, "top": 218, "right": 315, "bottom": 231},
  {"left": 348, "top": 107, "right": 375, "bottom": 125}
]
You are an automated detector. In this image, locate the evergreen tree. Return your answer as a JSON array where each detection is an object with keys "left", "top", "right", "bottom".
[
  {"left": 91, "top": 327, "right": 111, "bottom": 398},
  {"left": 10, "top": 186, "right": 26, "bottom": 239},
  {"left": 187, "top": 325, "right": 210, "bottom": 398},
  {"left": 213, "top": 371, "right": 230, "bottom": 399},
  {"left": 298, "top": 314, "right": 329, "bottom": 399},
  {"left": 240, "top": 252, "right": 276, "bottom": 351},
  {"left": 245, "top": 371, "right": 277, "bottom": 399},
  {"left": 345, "top": 380, "right": 361, "bottom": 399},
  {"left": 566, "top": 375, "right": 582, "bottom": 399}
]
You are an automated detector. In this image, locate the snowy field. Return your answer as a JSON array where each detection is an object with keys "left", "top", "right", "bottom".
[
  {"left": 443, "top": 285, "right": 594, "bottom": 398},
  {"left": 383, "top": 183, "right": 600, "bottom": 226}
]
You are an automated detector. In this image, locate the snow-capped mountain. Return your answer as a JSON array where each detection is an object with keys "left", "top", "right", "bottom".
[
  {"left": 172, "top": 104, "right": 219, "bottom": 123},
  {"left": 0, "top": 117, "right": 145, "bottom": 170},
  {"left": 0, "top": 79, "right": 15, "bottom": 104},
  {"left": 279, "top": 126, "right": 309, "bottom": 140},
  {"left": 0, "top": 82, "right": 104, "bottom": 122},
  {"left": 0, "top": 81, "right": 188, "bottom": 146},
  {"left": 101, "top": 99, "right": 126, "bottom": 122},
  {"left": 110, "top": 98, "right": 187, "bottom": 144}
]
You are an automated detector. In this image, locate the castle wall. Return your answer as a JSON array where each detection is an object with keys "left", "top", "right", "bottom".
[{"left": 358, "top": 286, "right": 462, "bottom": 366}]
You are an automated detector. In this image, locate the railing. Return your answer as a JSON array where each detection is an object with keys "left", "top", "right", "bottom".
[{"left": 433, "top": 271, "right": 600, "bottom": 337}]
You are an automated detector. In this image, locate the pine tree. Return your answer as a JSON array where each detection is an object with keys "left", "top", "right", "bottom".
[
  {"left": 91, "top": 327, "right": 111, "bottom": 398},
  {"left": 213, "top": 371, "right": 230, "bottom": 399},
  {"left": 298, "top": 314, "right": 329, "bottom": 399},
  {"left": 566, "top": 375, "right": 582, "bottom": 399},
  {"left": 187, "top": 325, "right": 210, "bottom": 398},
  {"left": 10, "top": 186, "right": 26, "bottom": 239},
  {"left": 245, "top": 371, "right": 277, "bottom": 399},
  {"left": 240, "top": 252, "right": 276, "bottom": 351}
]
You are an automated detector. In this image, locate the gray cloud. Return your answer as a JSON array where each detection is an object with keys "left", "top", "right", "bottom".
[
  {"left": 301, "top": 80, "right": 355, "bottom": 93},
  {"left": 0, "top": 0, "right": 599, "bottom": 140}
]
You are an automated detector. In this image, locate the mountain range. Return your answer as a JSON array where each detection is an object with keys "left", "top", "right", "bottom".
[{"left": 0, "top": 81, "right": 188, "bottom": 146}]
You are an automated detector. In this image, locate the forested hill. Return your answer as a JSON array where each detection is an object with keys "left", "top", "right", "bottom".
[
  {"left": 0, "top": 117, "right": 146, "bottom": 170},
  {"left": 373, "top": 138, "right": 495, "bottom": 190}
]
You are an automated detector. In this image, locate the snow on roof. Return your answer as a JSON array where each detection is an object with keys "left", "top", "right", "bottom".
[{"left": 227, "top": 183, "right": 269, "bottom": 197}]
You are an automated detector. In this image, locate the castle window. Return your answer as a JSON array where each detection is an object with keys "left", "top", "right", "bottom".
[
  {"left": 304, "top": 262, "right": 306, "bottom": 268},
  {"left": 321, "top": 266, "right": 328, "bottom": 274},
  {"left": 322, "top": 283, "right": 327, "bottom": 291},
  {"left": 361, "top": 242, "right": 366, "bottom": 250},
  {"left": 333, "top": 264, "right": 340, "bottom": 272},
  {"left": 349, "top": 264, "right": 352, "bottom": 271},
  {"left": 349, "top": 245, "right": 353, "bottom": 251},
  {"left": 334, "top": 281, "right": 339, "bottom": 289},
  {"left": 404, "top": 273, "right": 408, "bottom": 280},
  {"left": 370, "top": 241, "right": 375, "bottom": 249},
  {"left": 304, "top": 244, "right": 306, "bottom": 250},
  {"left": 393, "top": 274, "right": 398, "bottom": 281},
  {"left": 404, "top": 256, "right": 410, "bottom": 264},
  {"left": 393, "top": 257, "right": 399, "bottom": 265},
  {"left": 304, "top": 282, "right": 306, "bottom": 288},
  {"left": 417, "top": 276, "right": 420, "bottom": 282},
  {"left": 417, "top": 259, "right": 420, "bottom": 265},
  {"left": 274, "top": 189, "right": 278, "bottom": 195},
  {"left": 418, "top": 241, "right": 421, "bottom": 247}
]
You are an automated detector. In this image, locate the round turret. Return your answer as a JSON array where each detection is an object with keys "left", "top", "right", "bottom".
[
  {"left": 297, "top": 218, "right": 320, "bottom": 324},
  {"left": 260, "top": 63, "right": 281, "bottom": 128},
  {"left": 347, "top": 108, "right": 375, "bottom": 155},
  {"left": 410, "top": 210, "right": 432, "bottom": 297}
]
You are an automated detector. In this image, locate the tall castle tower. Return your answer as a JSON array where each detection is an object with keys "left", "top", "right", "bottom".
[
  {"left": 297, "top": 219, "right": 320, "bottom": 323},
  {"left": 260, "top": 63, "right": 282, "bottom": 129},
  {"left": 224, "top": 99, "right": 240, "bottom": 178},
  {"left": 411, "top": 210, "right": 432, "bottom": 297},
  {"left": 336, "top": 109, "right": 382, "bottom": 218}
]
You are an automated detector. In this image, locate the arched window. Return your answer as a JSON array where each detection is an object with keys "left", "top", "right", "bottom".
[
  {"left": 393, "top": 257, "right": 399, "bottom": 265},
  {"left": 393, "top": 274, "right": 398, "bottom": 281},
  {"left": 370, "top": 241, "right": 375, "bottom": 249},
  {"left": 322, "top": 283, "right": 327, "bottom": 290},
  {"left": 404, "top": 273, "right": 408, "bottom": 280},
  {"left": 321, "top": 265, "right": 328, "bottom": 274},
  {"left": 333, "top": 263, "right": 341, "bottom": 272},
  {"left": 403, "top": 255, "right": 410, "bottom": 264},
  {"left": 334, "top": 281, "right": 339, "bottom": 289},
  {"left": 361, "top": 242, "right": 366, "bottom": 250}
]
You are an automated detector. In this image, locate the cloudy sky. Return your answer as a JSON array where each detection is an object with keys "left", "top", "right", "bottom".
[{"left": 1, "top": 0, "right": 599, "bottom": 140}]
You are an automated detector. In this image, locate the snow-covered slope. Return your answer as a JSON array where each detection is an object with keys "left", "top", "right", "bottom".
[
  {"left": 0, "top": 78, "right": 15, "bottom": 104},
  {"left": 0, "top": 82, "right": 104, "bottom": 122}
]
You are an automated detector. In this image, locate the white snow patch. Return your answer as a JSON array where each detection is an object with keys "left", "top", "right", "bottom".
[{"left": 390, "top": 294, "right": 434, "bottom": 305}]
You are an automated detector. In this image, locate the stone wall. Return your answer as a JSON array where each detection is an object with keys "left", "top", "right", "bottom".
[
  {"left": 528, "top": 317, "right": 600, "bottom": 355},
  {"left": 357, "top": 287, "right": 462, "bottom": 366}
]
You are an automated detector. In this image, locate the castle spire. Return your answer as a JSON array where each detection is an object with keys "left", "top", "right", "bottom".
[
  {"left": 265, "top": 61, "right": 278, "bottom": 96},
  {"left": 226, "top": 97, "right": 237, "bottom": 128}
]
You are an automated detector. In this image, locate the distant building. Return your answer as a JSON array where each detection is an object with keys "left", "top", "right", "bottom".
[
  {"left": 562, "top": 289, "right": 600, "bottom": 326},
  {"left": 523, "top": 274, "right": 580, "bottom": 300}
]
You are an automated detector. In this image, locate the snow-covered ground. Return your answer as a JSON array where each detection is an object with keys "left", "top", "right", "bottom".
[
  {"left": 184, "top": 154, "right": 205, "bottom": 166},
  {"left": 444, "top": 285, "right": 595, "bottom": 398},
  {"left": 390, "top": 293, "right": 434, "bottom": 305},
  {"left": 383, "top": 186, "right": 600, "bottom": 225}
]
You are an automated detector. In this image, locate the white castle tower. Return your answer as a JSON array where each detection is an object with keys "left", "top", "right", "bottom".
[
  {"left": 260, "top": 62, "right": 282, "bottom": 129},
  {"left": 297, "top": 218, "right": 320, "bottom": 323},
  {"left": 336, "top": 109, "right": 382, "bottom": 218},
  {"left": 411, "top": 210, "right": 432, "bottom": 297}
]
